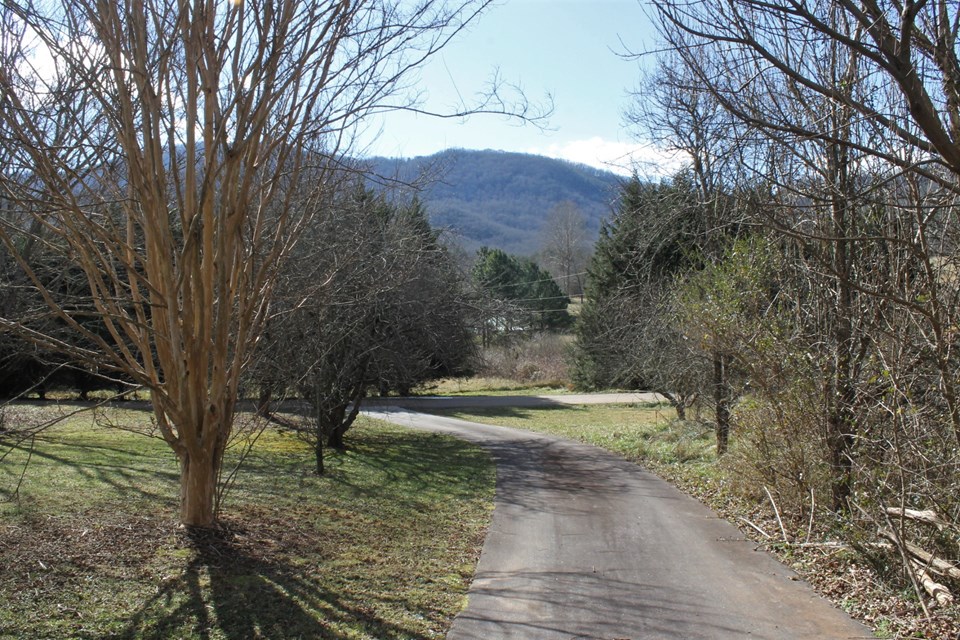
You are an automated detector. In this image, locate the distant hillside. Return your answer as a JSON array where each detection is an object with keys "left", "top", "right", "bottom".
[{"left": 367, "top": 149, "right": 624, "bottom": 256}]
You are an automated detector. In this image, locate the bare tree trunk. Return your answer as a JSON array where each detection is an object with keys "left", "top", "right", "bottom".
[
  {"left": 328, "top": 380, "right": 366, "bottom": 451},
  {"left": 314, "top": 438, "right": 325, "bottom": 476},
  {"left": 675, "top": 402, "right": 686, "bottom": 421},
  {"left": 256, "top": 386, "right": 273, "bottom": 418},
  {"left": 178, "top": 444, "right": 222, "bottom": 528},
  {"left": 713, "top": 352, "right": 730, "bottom": 455},
  {"left": 826, "top": 374, "right": 855, "bottom": 511},
  {"left": 661, "top": 391, "right": 688, "bottom": 421}
]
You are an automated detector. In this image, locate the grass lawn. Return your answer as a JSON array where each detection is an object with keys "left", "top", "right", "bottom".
[
  {"left": 426, "top": 402, "right": 717, "bottom": 468},
  {"left": 0, "top": 403, "right": 494, "bottom": 639},
  {"left": 415, "top": 377, "right": 572, "bottom": 396}
]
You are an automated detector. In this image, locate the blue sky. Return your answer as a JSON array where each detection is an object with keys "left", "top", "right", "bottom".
[{"left": 358, "top": 0, "right": 671, "bottom": 175}]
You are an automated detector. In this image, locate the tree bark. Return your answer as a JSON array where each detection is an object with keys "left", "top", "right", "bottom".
[
  {"left": 327, "top": 383, "right": 366, "bottom": 451},
  {"left": 662, "top": 391, "right": 687, "bottom": 421},
  {"left": 714, "top": 352, "right": 730, "bottom": 455},
  {"left": 328, "top": 427, "right": 346, "bottom": 451},
  {"left": 256, "top": 386, "right": 273, "bottom": 418},
  {"left": 314, "top": 438, "right": 325, "bottom": 476},
  {"left": 826, "top": 127, "right": 857, "bottom": 512},
  {"left": 178, "top": 447, "right": 220, "bottom": 528}
]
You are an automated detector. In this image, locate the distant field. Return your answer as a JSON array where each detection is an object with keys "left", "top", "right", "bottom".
[{"left": 0, "top": 404, "right": 494, "bottom": 639}]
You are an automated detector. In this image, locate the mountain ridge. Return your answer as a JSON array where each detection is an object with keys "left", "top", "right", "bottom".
[{"left": 366, "top": 149, "right": 624, "bottom": 255}]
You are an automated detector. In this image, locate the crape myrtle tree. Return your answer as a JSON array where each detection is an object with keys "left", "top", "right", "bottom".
[
  {"left": 0, "top": 0, "right": 542, "bottom": 528},
  {"left": 253, "top": 186, "right": 474, "bottom": 474}
]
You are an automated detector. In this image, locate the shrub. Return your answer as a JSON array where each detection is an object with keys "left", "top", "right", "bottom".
[
  {"left": 478, "top": 333, "right": 571, "bottom": 384},
  {"left": 726, "top": 386, "right": 831, "bottom": 522}
]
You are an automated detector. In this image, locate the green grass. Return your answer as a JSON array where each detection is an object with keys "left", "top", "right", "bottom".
[
  {"left": 414, "top": 376, "right": 572, "bottom": 396},
  {"left": 0, "top": 403, "right": 494, "bottom": 639},
  {"left": 426, "top": 403, "right": 717, "bottom": 467}
]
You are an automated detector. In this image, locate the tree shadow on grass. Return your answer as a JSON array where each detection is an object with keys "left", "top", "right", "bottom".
[
  {"left": 119, "top": 523, "right": 432, "bottom": 640},
  {"left": 435, "top": 402, "right": 586, "bottom": 423},
  {"left": 0, "top": 439, "right": 179, "bottom": 506},
  {"left": 321, "top": 428, "right": 491, "bottom": 509}
]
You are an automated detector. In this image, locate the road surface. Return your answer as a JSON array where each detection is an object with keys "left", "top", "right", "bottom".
[{"left": 366, "top": 404, "right": 872, "bottom": 640}]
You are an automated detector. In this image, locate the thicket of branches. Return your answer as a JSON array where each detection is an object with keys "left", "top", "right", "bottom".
[
  {"left": 577, "top": 0, "right": 960, "bottom": 611},
  {"left": 249, "top": 187, "right": 475, "bottom": 474}
]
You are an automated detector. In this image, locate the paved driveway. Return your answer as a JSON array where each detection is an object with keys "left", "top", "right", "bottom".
[{"left": 367, "top": 407, "right": 872, "bottom": 640}]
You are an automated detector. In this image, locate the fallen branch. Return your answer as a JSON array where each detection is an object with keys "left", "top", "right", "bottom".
[
  {"left": 763, "top": 486, "right": 789, "bottom": 545},
  {"left": 884, "top": 507, "right": 950, "bottom": 532},
  {"left": 911, "top": 559, "right": 954, "bottom": 607},
  {"left": 739, "top": 516, "right": 772, "bottom": 539},
  {"left": 877, "top": 511, "right": 933, "bottom": 620},
  {"left": 878, "top": 529, "right": 960, "bottom": 581}
]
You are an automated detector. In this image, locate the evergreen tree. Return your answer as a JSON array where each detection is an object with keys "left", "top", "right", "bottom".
[
  {"left": 473, "top": 247, "right": 571, "bottom": 333},
  {"left": 573, "top": 173, "right": 703, "bottom": 391}
]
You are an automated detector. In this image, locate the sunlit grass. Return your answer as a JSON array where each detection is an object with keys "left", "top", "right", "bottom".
[
  {"left": 415, "top": 376, "right": 571, "bottom": 396},
  {"left": 0, "top": 404, "right": 494, "bottom": 639},
  {"left": 426, "top": 402, "right": 717, "bottom": 468}
]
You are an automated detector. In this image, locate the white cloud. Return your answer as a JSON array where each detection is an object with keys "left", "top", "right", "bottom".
[{"left": 527, "top": 136, "right": 685, "bottom": 177}]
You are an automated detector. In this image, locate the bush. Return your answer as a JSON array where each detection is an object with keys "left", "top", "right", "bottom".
[
  {"left": 726, "top": 386, "right": 831, "bottom": 522},
  {"left": 478, "top": 333, "right": 571, "bottom": 385}
]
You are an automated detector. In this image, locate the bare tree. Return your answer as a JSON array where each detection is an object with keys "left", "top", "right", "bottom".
[
  {"left": 0, "top": 0, "right": 542, "bottom": 527},
  {"left": 253, "top": 186, "right": 475, "bottom": 474},
  {"left": 539, "top": 201, "right": 590, "bottom": 299},
  {"left": 643, "top": 0, "right": 960, "bottom": 522},
  {"left": 652, "top": 0, "right": 960, "bottom": 188}
]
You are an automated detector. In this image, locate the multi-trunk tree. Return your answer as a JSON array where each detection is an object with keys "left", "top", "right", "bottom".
[
  {"left": 0, "top": 0, "right": 534, "bottom": 528},
  {"left": 251, "top": 187, "right": 475, "bottom": 474}
]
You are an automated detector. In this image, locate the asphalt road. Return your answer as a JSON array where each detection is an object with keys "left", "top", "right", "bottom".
[{"left": 366, "top": 404, "right": 873, "bottom": 640}]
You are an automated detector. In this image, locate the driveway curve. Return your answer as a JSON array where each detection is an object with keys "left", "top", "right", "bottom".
[{"left": 366, "top": 406, "right": 872, "bottom": 640}]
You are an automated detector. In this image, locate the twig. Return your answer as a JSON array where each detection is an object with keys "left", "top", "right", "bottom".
[
  {"left": 764, "top": 486, "right": 789, "bottom": 545},
  {"left": 740, "top": 516, "right": 772, "bottom": 539},
  {"left": 805, "top": 488, "right": 815, "bottom": 545},
  {"left": 5, "top": 433, "right": 35, "bottom": 504},
  {"left": 216, "top": 412, "right": 271, "bottom": 518}
]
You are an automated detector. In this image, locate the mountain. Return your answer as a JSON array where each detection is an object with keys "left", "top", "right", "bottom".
[{"left": 367, "top": 149, "right": 624, "bottom": 256}]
